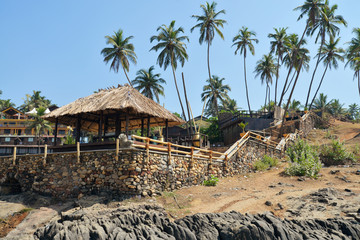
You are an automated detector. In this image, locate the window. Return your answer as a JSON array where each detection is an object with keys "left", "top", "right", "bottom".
[
  {"left": 5, "top": 137, "right": 10, "bottom": 142},
  {"left": 4, "top": 129, "right": 10, "bottom": 134},
  {"left": 28, "top": 137, "right": 34, "bottom": 142},
  {"left": 58, "top": 130, "right": 66, "bottom": 135}
]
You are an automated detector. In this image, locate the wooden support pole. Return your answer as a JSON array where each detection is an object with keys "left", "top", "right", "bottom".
[
  {"left": 76, "top": 115, "right": 81, "bottom": 143},
  {"left": 125, "top": 111, "right": 129, "bottom": 137},
  {"left": 209, "top": 150, "right": 213, "bottom": 163},
  {"left": 190, "top": 147, "right": 194, "bottom": 167},
  {"left": 104, "top": 116, "right": 109, "bottom": 137},
  {"left": 54, "top": 118, "right": 58, "bottom": 146},
  {"left": 115, "top": 113, "right": 121, "bottom": 137},
  {"left": 141, "top": 117, "right": 144, "bottom": 137},
  {"left": 13, "top": 146, "right": 16, "bottom": 165},
  {"left": 77, "top": 142, "right": 80, "bottom": 163},
  {"left": 165, "top": 119, "right": 168, "bottom": 142},
  {"left": 43, "top": 144, "right": 47, "bottom": 165},
  {"left": 146, "top": 138, "right": 150, "bottom": 163},
  {"left": 116, "top": 138, "right": 119, "bottom": 161},
  {"left": 168, "top": 142, "right": 172, "bottom": 165},
  {"left": 147, "top": 116, "right": 150, "bottom": 137},
  {"left": 98, "top": 111, "right": 103, "bottom": 142}
]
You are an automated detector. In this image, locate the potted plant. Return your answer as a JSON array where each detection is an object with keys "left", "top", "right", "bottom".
[{"left": 238, "top": 122, "right": 248, "bottom": 137}]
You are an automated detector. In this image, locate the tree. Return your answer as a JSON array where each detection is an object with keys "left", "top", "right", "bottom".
[
  {"left": 232, "top": 27, "right": 259, "bottom": 116},
  {"left": 131, "top": 66, "right": 166, "bottom": 103},
  {"left": 304, "top": 1, "right": 347, "bottom": 109},
  {"left": 19, "top": 90, "right": 51, "bottom": 112},
  {"left": 0, "top": 91, "right": 15, "bottom": 110},
  {"left": 313, "top": 93, "right": 332, "bottom": 116},
  {"left": 283, "top": 99, "right": 302, "bottom": 116},
  {"left": 201, "top": 75, "right": 231, "bottom": 117},
  {"left": 309, "top": 37, "right": 344, "bottom": 109},
  {"left": 101, "top": 29, "right": 137, "bottom": 86},
  {"left": 27, "top": 107, "right": 53, "bottom": 151},
  {"left": 254, "top": 54, "right": 277, "bottom": 112},
  {"left": 150, "top": 20, "right": 189, "bottom": 123},
  {"left": 329, "top": 99, "right": 344, "bottom": 118},
  {"left": 191, "top": 1, "right": 226, "bottom": 118},
  {"left": 220, "top": 98, "right": 238, "bottom": 114},
  {"left": 268, "top": 27, "right": 288, "bottom": 105},
  {"left": 345, "top": 28, "right": 360, "bottom": 96},
  {"left": 347, "top": 103, "right": 360, "bottom": 120}
]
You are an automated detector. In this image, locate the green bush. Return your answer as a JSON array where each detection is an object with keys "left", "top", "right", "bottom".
[
  {"left": 253, "top": 155, "right": 278, "bottom": 171},
  {"left": 320, "top": 140, "right": 355, "bottom": 166},
  {"left": 285, "top": 139, "right": 321, "bottom": 178},
  {"left": 203, "top": 175, "right": 219, "bottom": 186}
]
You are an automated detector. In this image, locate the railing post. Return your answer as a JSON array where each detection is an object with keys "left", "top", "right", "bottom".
[
  {"left": 146, "top": 138, "right": 150, "bottom": 163},
  {"left": 77, "top": 142, "right": 80, "bottom": 163},
  {"left": 43, "top": 144, "right": 47, "bottom": 165},
  {"left": 13, "top": 146, "right": 16, "bottom": 165},
  {"left": 116, "top": 138, "right": 119, "bottom": 161},
  {"left": 167, "top": 142, "right": 172, "bottom": 165},
  {"left": 190, "top": 147, "right": 194, "bottom": 168}
]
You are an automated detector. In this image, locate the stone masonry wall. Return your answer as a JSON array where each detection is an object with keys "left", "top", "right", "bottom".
[{"left": 0, "top": 142, "right": 283, "bottom": 199}]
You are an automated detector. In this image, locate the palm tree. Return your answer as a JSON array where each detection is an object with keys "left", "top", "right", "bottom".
[
  {"left": 304, "top": 1, "right": 347, "bottom": 109},
  {"left": 101, "top": 29, "right": 137, "bottom": 86},
  {"left": 201, "top": 75, "right": 231, "bottom": 117},
  {"left": 313, "top": 93, "right": 332, "bottom": 116},
  {"left": 191, "top": 1, "right": 226, "bottom": 118},
  {"left": 150, "top": 20, "right": 189, "bottom": 123},
  {"left": 221, "top": 98, "right": 238, "bottom": 113},
  {"left": 268, "top": 27, "right": 288, "bottom": 105},
  {"left": 19, "top": 90, "right": 51, "bottom": 112},
  {"left": 346, "top": 28, "right": 360, "bottom": 96},
  {"left": 309, "top": 37, "right": 344, "bottom": 109},
  {"left": 329, "top": 99, "right": 345, "bottom": 118},
  {"left": 232, "top": 27, "right": 259, "bottom": 116},
  {"left": 0, "top": 99, "right": 15, "bottom": 110},
  {"left": 131, "top": 66, "right": 166, "bottom": 103},
  {"left": 254, "top": 54, "right": 277, "bottom": 112},
  {"left": 283, "top": 99, "right": 302, "bottom": 116},
  {"left": 27, "top": 107, "right": 53, "bottom": 151},
  {"left": 347, "top": 103, "right": 360, "bottom": 120}
]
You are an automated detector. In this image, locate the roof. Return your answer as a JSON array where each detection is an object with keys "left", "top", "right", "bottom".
[
  {"left": 1, "top": 107, "right": 23, "bottom": 116},
  {"left": 44, "top": 84, "right": 185, "bottom": 132}
]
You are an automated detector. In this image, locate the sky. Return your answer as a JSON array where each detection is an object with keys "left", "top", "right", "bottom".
[{"left": 1, "top": 0, "right": 359, "bottom": 116}]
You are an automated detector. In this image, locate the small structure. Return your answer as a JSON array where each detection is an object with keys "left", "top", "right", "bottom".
[{"left": 44, "top": 84, "right": 185, "bottom": 146}]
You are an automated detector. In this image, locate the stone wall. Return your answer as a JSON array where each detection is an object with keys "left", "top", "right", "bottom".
[{"left": 0, "top": 141, "right": 283, "bottom": 199}]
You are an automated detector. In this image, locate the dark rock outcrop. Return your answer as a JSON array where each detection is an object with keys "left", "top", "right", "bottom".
[{"left": 35, "top": 204, "right": 360, "bottom": 240}]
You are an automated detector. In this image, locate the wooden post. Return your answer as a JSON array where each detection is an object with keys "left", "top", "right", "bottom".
[
  {"left": 167, "top": 142, "right": 172, "bottom": 165},
  {"left": 104, "top": 116, "right": 109, "bottom": 137},
  {"left": 98, "top": 111, "right": 103, "bottom": 142},
  {"left": 115, "top": 112, "right": 121, "bottom": 137},
  {"left": 76, "top": 115, "right": 81, "bottom": 143},
  {"left": 224, "top": 154, "right": 228, "bottom": 171},
  {"left": 13, "top": 146, "right": 16, "bottom": 165},
  {"left": 115, "top": 138, "right": 119, "bottom": 161},
  {"left": 209, "top": 150, "right": 213, "bottom": 163},
  {"left": 165, "top": 119, "right": 168, "bottom": 142},
  {"left": 141, "top": 117, "right": 144, "bottom": 137},
  {"left": 147, "top": 116, "right": 150, "bottom": 137},
  {"left": 190, "top": 147, "right": 194, "bottom": 168},
  {"left": 54, "top": 118, "right": 58, "bottom": 146},
  {"left": 125, "top": 111, "right": 129, "bottom": 137},
  {"left": 77, "top": 142, "right": 80, "bottom": 163},
  {"left": 43, "top": 144, "right": 47, "bottom": 165},
  {"left": 146, "top": 138, "right": 150, "bottom": 163}
]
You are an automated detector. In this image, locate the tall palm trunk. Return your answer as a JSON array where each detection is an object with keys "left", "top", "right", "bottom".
[
  {"left": 171, "top": 62, "right": 188, "bottom": 126},
  {"left": 243, "top": 53, "right": 252, "bottom": 117},
  {"left": 309, "top": 62, "right": 329, "bottom": 110},
  {"left": 182, "top": 73, "right": 193, "bottom": 135},
  {"left": 284, "top": 71, "right": 297, "bottom": 95},
  {"left": 274, "top": 54, "right": 281, "bottom": 105},
  {"left": 305, "top": 31, "right": 325, "bottom": 109},
  {"left": 207, "top": 42, "right": 219, "bottom": 118},
  {"left": 122, "top": 67, "right": 133, "bottom": 87},
  {"left": 264, "top": 85, "right": 268, "bottom": 111},
  {"left": 268, "top": 84, "right": 271, "bottom": 112},
  {"left": 278, "top": 64, "right": 293, "bottom": 106}
]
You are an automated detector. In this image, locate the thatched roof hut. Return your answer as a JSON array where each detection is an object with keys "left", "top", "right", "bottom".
[{"left": 44, "top": 85, "right": 185, "bottom": 135}]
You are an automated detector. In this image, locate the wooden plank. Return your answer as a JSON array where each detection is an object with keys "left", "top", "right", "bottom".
[
  {"left": 44, "top": 144, "right": 47, "bottom": 165},
  {"left": 77, "top": 142, "right": 80, "bottom": 163},
  {"left": 116, "top": 138, "right": 119, "bottom": 161},
  {"left": 13, "top": 146, "right": 16, "bottom": 165}
]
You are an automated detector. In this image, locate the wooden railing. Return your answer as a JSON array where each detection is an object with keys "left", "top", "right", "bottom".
[{"left": 131, "top": 135, "right": 228, "bottom": 163}]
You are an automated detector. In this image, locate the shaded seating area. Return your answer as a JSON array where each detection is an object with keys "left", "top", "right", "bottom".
[{"left": 43, "top": 84, "right": 185, "bottom": 151}]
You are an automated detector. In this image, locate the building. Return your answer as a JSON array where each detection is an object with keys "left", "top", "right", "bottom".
[{"left": 0, "top": 107, "right": 69, "bottom": 155}]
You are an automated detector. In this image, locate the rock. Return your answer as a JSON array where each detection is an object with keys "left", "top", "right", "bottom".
[
  {"left": 298, "top": 177, "right": 305, "bottom": 181},
  {"left": 277, "top": 203, "right": 284, "bottom": 210},
  {"left": 345, "top": 188, "right": 352, "bottom": 192},
  {"left": 330, "top": 170, "right": 340, "bottom": 174},
  {"left": 265, "top": 201, "right": 272, "bottom": 206}
]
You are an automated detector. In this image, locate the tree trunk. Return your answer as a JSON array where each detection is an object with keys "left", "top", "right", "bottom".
[
  {"left": 182, "top": 72, "right": 193, "bottom": 136},
  {"left": 268, "top": 84, "right": 271, "bottom": 112},
  {"left": 309, "top": 62, "right": 329, "bottom": 110},
  {"left": 123, "top": 67, "right": 133, "bottom": 87},
  {"left": 274, "top": 53, "right": 280, "bottom": 105},
  {"left": 243, "top": 53, "right": 252, "bottom": 117},
  {"left": 264, "top": 84, "right": 268, "bottom": 111},
  {"left": 278, "top": 64, "right": 293, "bottom": 106},
  {"left": 207, "top": 42, "right": 219, "bottom": 117},
  {"left": 284, "top": 70, "right": 297, "bottom": 96},
  {"left": 305, "top": 31, "right": 325, "bottom": 109}
]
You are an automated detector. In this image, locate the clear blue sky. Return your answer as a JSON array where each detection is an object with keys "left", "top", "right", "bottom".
[{"left": 1, "top": 0, "right": 359, "bottom": 116}]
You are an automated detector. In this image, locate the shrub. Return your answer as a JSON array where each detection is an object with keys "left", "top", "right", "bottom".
[
  {"left": 203, "top": 175, "right": 219, "bottom": 186},
  {"left": 285, "top": 139, "right": 321, "bottom": 178},
  {"left": 320, "top": 140, "right": 355, "bottom": 166},
  {"left": 253, "top": 155, "right": 278, "bottom": 171}
]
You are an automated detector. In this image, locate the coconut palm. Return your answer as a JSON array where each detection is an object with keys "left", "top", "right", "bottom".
[
  {"left": 101, "top": 29, "right": 137, "bottom": 86},
  {"left": 268, "top": 27, "right": 288, "bottom": 105},
  {"left": 27, "top": 107, "right": 53, "bottom": 151},
  {"left": 131, "top": 66, "right": 166, "bottom": 103},
  {"left": 191, "top": 1, "right": 226, "bottom": 118},
  {"left": 220, "top": 98, "right": 238, "bottom": 113},
  {"left": 150, "top": 20, "right": 189, "bottom": 122},
  {"left": 345, "top": 28, "right": 360, "bottom": 96},
  {"left": 329, "top": 99, "right": 345, "bottom": 118},
  {"left": 304, "top": 1, "right": 347, "bottom": 109},
  {"left": 313, "top": 93, "right": 332, "bottom": 116},
  {"left": 201, "top": 75, "right": 231, "bottom": 117},
  {"left": 0, "top": 99, "right": 15, "bottom": 110},
  {"left": 232, "top": 27, "right": 259, "bottom": 116},
  {"left": 309, "top": 37, "right": 344, "bottom": 109},
  {"left": 19, "top": 90, "right": 51, "bottom": 112},
  {"left": 254, "top": 54, "right": 277, "bottom": 112},
  {"left": 347, "top": 103, "right": 360, "bottom": 120}
]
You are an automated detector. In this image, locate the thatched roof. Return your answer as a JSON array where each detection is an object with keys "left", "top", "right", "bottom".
[{"left": 44, "top": 84, "right": 185, "bottom": 132}]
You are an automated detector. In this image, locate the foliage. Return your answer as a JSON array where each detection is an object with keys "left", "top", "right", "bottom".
[
  {"left": 238, "top": 121, "right": 248, "bottom": 133},
  {"left": 260, "top": 101, "right": 275, "bottom": 112},
  {"left": 19, "top": 91, "right": 51, "bottom": 112},
  {"left": 202, "top": 175, "right": 219, "bottom": 186},
  {"left": 26, "top": 107, "right": 53, "bottom": 145},
  {"left": 220, "top": 98, "right": 239, "bottom": 114},
  {"left": 319, "top": 140, "right": 355, "bottom": 166},
  {"left": 345, "top": 28, "right": 360, "bottom": 96},
  {"left": 131, "top": 66, "right": 166, "bottom": 103},
  {"left": 253, "top": 155, "right": 279, "bottom": 171},
  {"left": 347, "top": 103, "right": 360, "bottom": 120},
  {"left": 285, "top": 139, "right": 321, "bottom": 178},
  {"left": 200, "top": 117, "right": 222, "bottom": 143},
  {"left": 312, "top": 93, "right": 332, "bottom": 114}
]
